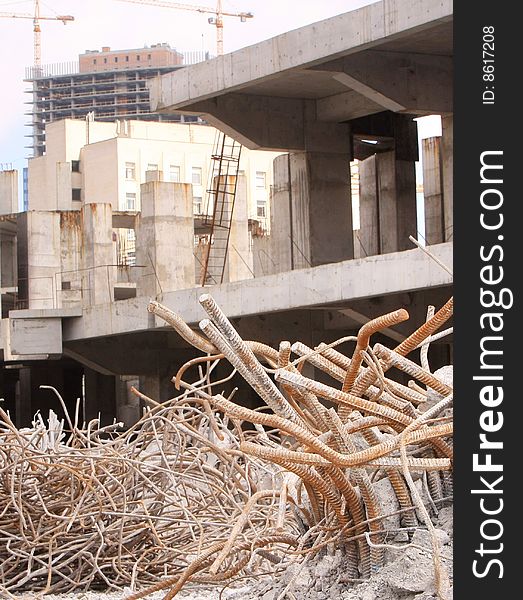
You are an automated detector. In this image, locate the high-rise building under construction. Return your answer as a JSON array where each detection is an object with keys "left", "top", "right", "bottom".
[{"left": 25, "top": 44, "right": 208, "bottom": 156}]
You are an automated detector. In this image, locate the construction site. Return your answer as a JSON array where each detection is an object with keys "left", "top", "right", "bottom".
[{"left": 0, "top": 1, "right": 454, "bottom": 599}]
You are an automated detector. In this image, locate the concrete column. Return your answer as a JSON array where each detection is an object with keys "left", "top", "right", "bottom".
[
  {"left": 59, "top": 212, "right": 82, "bottom": 308},
  {"left": 376, "top": 151, "right": 417, "bottom": 253},
  {"left": 17, "top": 211, "right": 61, "bottom": 309},
  {"left": 357, "top": 154, "right": 379, "bottom": 258},
  {"left": 84, "top": 367, "right": 116, "bottom": 426},
  {"left": 354, "top": 150, "right": 417, "bottom": 256},
  {"left": 0, "top": 170, "right": 18, "bottom": 215},
  {"left": 137, "top": 181, "right": 194, "bottom": 297},
  {"left": 81, "top": 203, "right": 115, "bottom": 306},
  {"left": 422, "top": 137, "right": 444, "bottom": 245},
  {"left": 441, "top": 115, "right": 453, "bottom": 241},
  {"left": 116, "top": 376, "right": 141, "bottom": 427},
  {"left": 15, "top": 368, "right": 32, "bottom": 428},
  {"left": 290, "top": 152, "right": 353, "bottom": 268},
  {"left": 226, "top": 175, "right": 253, "bottom": 283},
  {"left": 253, "top": 154, "right": 292, "bottom": 276}
]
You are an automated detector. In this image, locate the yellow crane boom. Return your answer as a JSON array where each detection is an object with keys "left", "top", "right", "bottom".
[
  {"left": 115, "top": 0, "right": 253, "bottom": 56},
  {"left": 0, "top": 1, "right": 74, "bottom": 68}
]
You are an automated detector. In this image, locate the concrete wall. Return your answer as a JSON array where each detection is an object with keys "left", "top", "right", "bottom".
[{"left": 0, "top": 170, "right": 18, "bottom": 215}]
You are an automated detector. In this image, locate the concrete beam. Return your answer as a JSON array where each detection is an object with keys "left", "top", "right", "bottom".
[
  {"left": 316, "top": 89, "right": 383, "bottom": 122},
  {"left": 63, "top": 242, "right": 452, "bottom": 342},
  {"left": 314, "top": 51, "right": 453, "bottom": 116},
  {"left": 180, "top": 95, "right": 352, "bottom": 153}
]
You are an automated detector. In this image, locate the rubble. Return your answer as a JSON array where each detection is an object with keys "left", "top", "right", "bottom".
[{"left": 2, "top": 294, "right": 453, "bottom": 599}]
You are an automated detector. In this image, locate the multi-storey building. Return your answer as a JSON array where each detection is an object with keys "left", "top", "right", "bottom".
[{"left": 25, "top": 44, "right": 208, "bottom": 156}]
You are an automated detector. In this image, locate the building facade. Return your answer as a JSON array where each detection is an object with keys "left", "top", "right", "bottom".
[{"left": 27, "top": 119, "right": 279, "bottom": 227}]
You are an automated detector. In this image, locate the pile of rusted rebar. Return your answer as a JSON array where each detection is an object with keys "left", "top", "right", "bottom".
[{"left": 0, "top": 293, "right": 453, "bottom": 600}]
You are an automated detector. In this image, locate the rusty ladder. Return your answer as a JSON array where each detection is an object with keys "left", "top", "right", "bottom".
[{"left": 199, "top": 131, "right": 243, "bottom": 286}]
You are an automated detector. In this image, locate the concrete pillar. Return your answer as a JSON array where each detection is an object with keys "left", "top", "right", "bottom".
[
  {"left": 355, "top": 150, "right": 417, "bottom": 255},
  {"left": 254, "top": 154, "right": 292, "bottom": 275},
  {"left": 422, "top": 137, "right": 444, "bottom": 245},
  {"left": 441, "top": 115, "right": 453, "bottom": 241},
  {"left": 226, "top": 175, "right": 253, "bottom": 283},
  {"left": 15, "top": 368, "right": 32, "bottom": 428},
  {"left": 59, "top": 212, "right": 82, "bottom": 308},
  {"left": 81, "top": 203, "right": 115, "bottom": 306},
  {"left": 1, "top": 225, "right": 17, "bottom": 289},
  {"left": 84, "top": 367, "right": 116, "bottom": 426},
  {"left": 357, "top": 155, "right": 379, "bottom": 258},
  {"left": 116, "top": 376, "right": 141, "bottom": 427},
  {"left": 17, "top": 211, "right": 61, "bottom": 309},
  {"left": 376, "top": 150, "right": 417, "bottom": 253},
  {"left": 0, "top": 170, "right": 18, "bottom": 215},
  {"left": 290, "top": 152, "right": 353, "bottom": 267},
  {"left": 137, "top": 181, "right": 194, "bottom": 297}
]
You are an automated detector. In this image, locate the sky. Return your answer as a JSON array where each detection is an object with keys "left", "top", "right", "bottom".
[{"left": 0, "top": 0, "right": 380, "bottom": 170}]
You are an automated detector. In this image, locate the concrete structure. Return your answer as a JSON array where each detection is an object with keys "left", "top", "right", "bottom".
[
  {"left": 25, "top": 44, "right": 209, "bottom": 157},
  {"left": 1, "top": 0, "right": 453, "bottom": 430}
]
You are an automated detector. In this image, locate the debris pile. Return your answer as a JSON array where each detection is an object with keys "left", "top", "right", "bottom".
[{"left": 0, "top": 294, "right": 453, "bottom": 599}]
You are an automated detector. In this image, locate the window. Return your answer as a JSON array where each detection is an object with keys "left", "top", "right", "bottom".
[
  {"left": 169, "top": 165, "right": 181, "bottom": 182},
  {"left": 114, "top": 57, "right": 118, "bottom": 63},
  {"left": 192, "top": 167, "right": 202, "bottom": 185},
  {"left": 72, "top": 188, "right": 81, "bottom": 201},
  {"left": 104, "top": 58, "right": 107, "bottom": 64},
  {"left": 147, "top": 54, "right": 152, "bottom": 60},
  {"left": 125, "top": 55, "right": 129, "bottom": 62},
  {"left": 71, "top": 160, "right": 80, "bottom": 173},
  {"left": 125, "top": 193, "right": 136, "bottom": 211},
  {"left": 125, "top": 162, "right": 136, "bottom": 179},
  {"left": 193, "top": 196, "right": 203, "bottom": 215},
  {"left": 146, "top": 163, "right": 158, "bottom": 173},
  {"left": 256, "top": 171, "right": 266, "bottom": 188},
  {"left": 256, "top": 199, "right": 267, "bottom": 218},
  {"left": 93, "top": 59, "right": 97, "bottom": 65},
  {"left": 136, "top": 55, "right": 141, "bottom": 61}
]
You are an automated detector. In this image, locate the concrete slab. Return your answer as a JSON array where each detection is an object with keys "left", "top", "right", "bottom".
[
  {"left": 148, "top": 0, "right": 453, "bottom": 149},
  {"left": 63, "top": 242, "right": 452, "bottom": 342}
]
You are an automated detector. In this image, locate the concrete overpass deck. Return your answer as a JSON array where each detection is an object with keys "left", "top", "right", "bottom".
[{"left": 148, "top": 0, "right": 453, "bottom": 153}]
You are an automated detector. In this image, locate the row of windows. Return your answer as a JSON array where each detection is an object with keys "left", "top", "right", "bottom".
[
  {"left": 72, "top": 188, "right": 267, "bottom": 217},
  {"left": 93, "top": 54, "right": 152, "bottom": 65},
  {"left": 124, "top": 162, "right": 266, "bottom": 187}
]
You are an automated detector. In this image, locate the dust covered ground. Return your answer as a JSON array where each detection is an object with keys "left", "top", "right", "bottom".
[{"left": 15, "top": 507, "right": 453, "bottom": 600}]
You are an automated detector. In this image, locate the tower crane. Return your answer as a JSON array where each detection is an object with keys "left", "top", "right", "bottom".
[
  {"left": 115, "top": 0, "right": 253, "bottom": 56},
  {"left": 0, "top": 1, "right": 74, "bottom": 69}
]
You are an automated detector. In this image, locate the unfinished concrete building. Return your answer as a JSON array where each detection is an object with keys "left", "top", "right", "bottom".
[
  {"left": 1, "top": 0, "right": 453, "bottom": 429},
  {"left": 25, "top": 44, "right": 209, "bottom": 157}
]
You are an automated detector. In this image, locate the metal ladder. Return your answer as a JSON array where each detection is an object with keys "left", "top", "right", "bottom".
[{"left": 199, "top": 131, "right": 242, "bottom": 286}]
